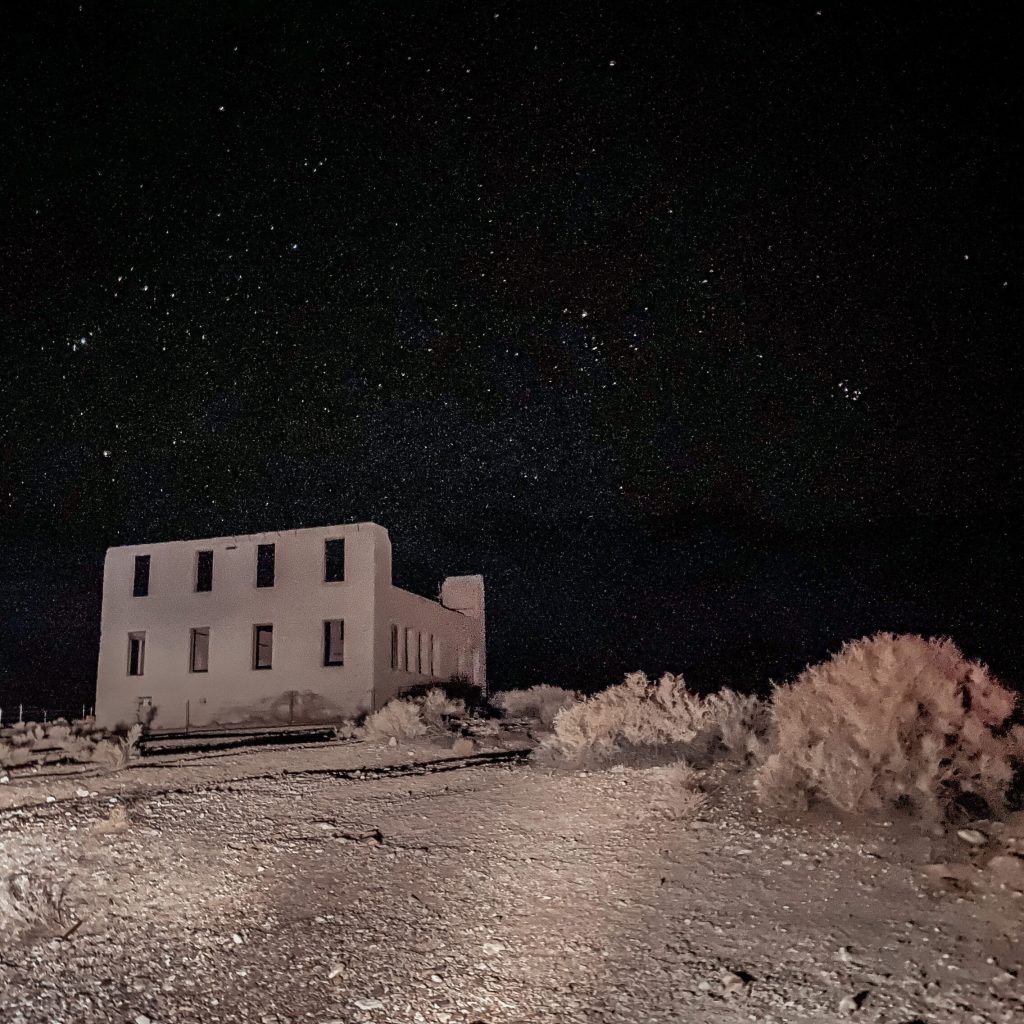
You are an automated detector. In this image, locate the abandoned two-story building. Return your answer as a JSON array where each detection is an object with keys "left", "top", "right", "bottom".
[{"left": 94, "top": 522, "right": 485, "bottom": 731}]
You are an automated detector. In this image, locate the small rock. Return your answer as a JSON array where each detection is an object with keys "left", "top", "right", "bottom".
[
  {"left": 75, "top": 787, "right": 91, "bottom": 798},
  {"left": 838, "top": 989, "right": 870, "bottom": 1014},
  {"left": 987, "top": 854, "right": 1024, "bottom": 891},
  {"left": 481, "top": 941, "right": 506, "bottom": 956},
  {"left": 721, "top": 968, "right": 753, "bottom": 996},
  {"left": 387, "top": 736, "right": 397, "bottom": 747},
  {"left": 353, "top": 997, "right": 384, "bottom": 1010},
  {"left": 957, "top": 828, "right": 987, "bottom": 846},
  {"left": 0, "top": 775, "right": 9, "bottom": 784},
  {"left": 45, "top": 795, "right": 56, "bottom": 803},
  {"left": 231, "top": 933, "right": 243, "bottom": 945},
  {"left": 327, "top": 963, "right": 346, "bottom": 980},
  {"left": 134, "top": 1015, "right": 153, "bottom": 1024}
]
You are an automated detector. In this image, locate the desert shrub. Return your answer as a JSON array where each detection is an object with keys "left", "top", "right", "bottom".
[
  {"left": 331, "top": 720, "right": 360, "bottom": 741},
  {"left": 700, "top": 689, "right": 771, "bottom": 762},
  {"left": 0, "top": 847, "right": 71, "bottom": 938},
  {"left": 363, "top": 699, "right": 428, "bottom": 742},
  {"left": 543, "top": 672, "right": 706, "bottom": 764},
  {"left": 755, "top": 633, "right": 1024, "bottom": 819},
  {"left": 1, "top": 744, "right": 34, "bottom": 768},
  {"left": 91, "top": 724, "right": 143, "bottom": 772},
  {"left": 59, "top": 735, "right": 96, "bottom": 763},
  {"left": 492, "top": 685, "right": 582, "bottom": 728},
  {"left": 402, "top": 676, "right": 488, "bottom": 714},
  {"left": 419, "top": 688, "right": 466, "bottom": 729},
  {"left": 47, "top": 724, "right": 70, "bottom": 744},
  {"left": 649, "top": 761, "right": 708, "bottom": 821}
]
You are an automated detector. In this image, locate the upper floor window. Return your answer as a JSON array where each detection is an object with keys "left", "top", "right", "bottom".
[
  {"left": 195, "top": 550, "right": 213, "bottom": 592},
  {"left": 127, "top": 631, "right": 146, "bottom": 675},
  {"left": 256, "top": 543, "right": 275, "bottom": 588},
  {"left": 324, "top": 538, "right": 345, "bottom": 582},
  {"left": 253, "top": 624, "right": 273, "bottom": 669},
  {"left": 323, "top": 619, "right": 344, "bottom": 666},
  {"left": 132, "top": 555, "right": 150, "bottom": 597},
  {"left": 390, "top": 623, "right": 400, "bottom": 670}
]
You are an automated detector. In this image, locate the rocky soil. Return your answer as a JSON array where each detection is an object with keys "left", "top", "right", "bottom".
[{"left": 1, "top": 743, "right": 1022, "bottom": 1023}]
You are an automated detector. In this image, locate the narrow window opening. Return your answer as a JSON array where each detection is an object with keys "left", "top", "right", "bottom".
[
  {"left": 190, "top": 627, "right": 210, "bottom": 672},
  {"left": 324, "top": 538, "right": 345, "bottom": 582},
  {"left": 253, "top": 624, "right": 273, "bottom": 669},
  {"left": 429, "top": 634, "right": 436, "bottom": 676},
  {"left": 195, "top": 550, "right": 213, "bottom": 592},
  {"left": 132, "top": 555, "right": 150, "bottom": 597},
  {"left": 127, "top": 632, "right": 146, "bottom": 676},
  {"left": 256, "top": 543, "right": 275, "bottom": 588},
  {"left": 403, "top": 627, "right": 413, "bottom": 672},
  {"left": 417, "top": 632, "right": 425, "bottom": 674},
  {"left": 324, "top": 619, "right": 344, "bottom": 665},
  {"left": 390, "top": 623, "right": 399, "bottom": 670}
]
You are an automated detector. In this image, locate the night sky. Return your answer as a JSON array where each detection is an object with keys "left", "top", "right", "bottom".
[{"left": 1, "top": 2, "right": 1021, "bottom": 713}]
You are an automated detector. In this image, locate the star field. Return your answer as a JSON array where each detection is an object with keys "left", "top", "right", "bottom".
[{"left": 0, "top": 2, "right": 1021, "bottom": 709}]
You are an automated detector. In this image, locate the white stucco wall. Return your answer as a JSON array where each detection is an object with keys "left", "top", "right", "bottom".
[{"left": 95, "top": 522, "right": 485, "bottom": 730}]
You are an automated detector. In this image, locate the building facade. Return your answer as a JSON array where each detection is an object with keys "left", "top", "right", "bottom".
[{"left": 94, "top": 522, "right": 485, "bottom": 730}]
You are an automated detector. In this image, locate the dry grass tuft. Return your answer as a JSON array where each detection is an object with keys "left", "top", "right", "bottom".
[{"left": 649, "top": 761, "right": 708, "bottom": 821}]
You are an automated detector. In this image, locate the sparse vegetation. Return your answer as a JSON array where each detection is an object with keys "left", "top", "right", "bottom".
[
  {"left": 0, "top": 847, "right": 72, "bottom": 939},
  {"left": 362, "top": 699, "right": 429, "bottom": 742},
  {"left": 492, "top": 684, "right": 581, "bottom": 727},
  {"left": 755, "top": 633, "right": 1024, "bottom": 820},
  {"left": 649, "top": 761, "right": 708, "bottom": 821}
]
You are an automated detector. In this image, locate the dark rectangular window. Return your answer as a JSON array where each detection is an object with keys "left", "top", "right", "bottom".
[
  {"left": 256, "top": 544, "right": 275, "bottom": 588},
  {"left": 132, "top": 555, "right": 150, "bottom": 597},
  {"left": 195, "top": 550, "right": 213, "bottom": 592},
  {"left": 323, "top": 619, "right": 344, "bottom": 666},
  {"left": 403, "top": 627, "right": 412, "bottom": 672},
  {"left": 190, "top": 627, "right": 210, "bottom": 672},
  {"left": 128, "top": 632, "right": 146, "bottom": 676},
  {"left": 324, "top": 538, "right": 345, "bottom": 582},
  {"left": 429, "top": 634, "right": 436, "bottom": 676},
  {"left": 417, "top": 632, "right": 424, "bottom": 674},
  {"left": 391, "top": 623, "right": 399, "bottom": 670},
  {"left": 253, "top": 624, "right": 273, "bottom": 669}
]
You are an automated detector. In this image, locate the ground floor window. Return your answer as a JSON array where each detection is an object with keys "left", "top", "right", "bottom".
[
  {"left": 190, "top": 627, "right": 210, "bottom": 672},
  {"left": 323, "top": 619, "right": 344, "bottom": 666},
  {"left": 253, "top": 624, "right": 273, "bottom": 669},
  {"left": 127, "top": 632, "right": 146, "bottom": 676},
  {"left": 391, "top": 623, "right": 400, "bottom": 669}
]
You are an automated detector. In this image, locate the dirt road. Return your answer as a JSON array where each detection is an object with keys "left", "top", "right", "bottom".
[{"left": 1, "top": 752, "right": 1021, "bottom": 1023}]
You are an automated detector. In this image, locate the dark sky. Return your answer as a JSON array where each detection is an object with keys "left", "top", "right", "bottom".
[{"left": 1, "top": 2, "right": 1021, "bottom": 712}]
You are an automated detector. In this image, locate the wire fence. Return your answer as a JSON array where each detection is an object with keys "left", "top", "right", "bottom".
[{"left": 0, "top": 703, "right": 94, "bottom": 727}]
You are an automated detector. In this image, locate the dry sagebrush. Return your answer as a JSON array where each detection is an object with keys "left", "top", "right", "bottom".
[
  {"left": 362, "top": 699, "right": 428, "bottom": 742},
  {"left": 756, "top": 633, "right": 1024, "bottom": 819},
  {"left": 540, "top": 671, "right": 770, "bottom": 767},
  {"left": 492, "top": 685, "right": 581, "bottom": 727},
  {"left": 542, "top": 672, "right": 708, "bottom": 763}
]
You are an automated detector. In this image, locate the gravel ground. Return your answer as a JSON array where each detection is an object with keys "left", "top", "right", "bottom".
[{"left": 2, "top": 745, "right": 1022, "bottom": 1024}]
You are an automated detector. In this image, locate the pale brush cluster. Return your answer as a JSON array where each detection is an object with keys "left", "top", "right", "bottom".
[
  {"left": 541, "top": 672, "right": 767, "bottom": 765},
  {"left": 756, "top": 633, "right": 1024, "bottom": 818},
  {"left": 491, "top": 684, "right": 581, "bottom": 727},
  {"left": 362, "top": 687, "right": 467, "bottom": 742}
]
